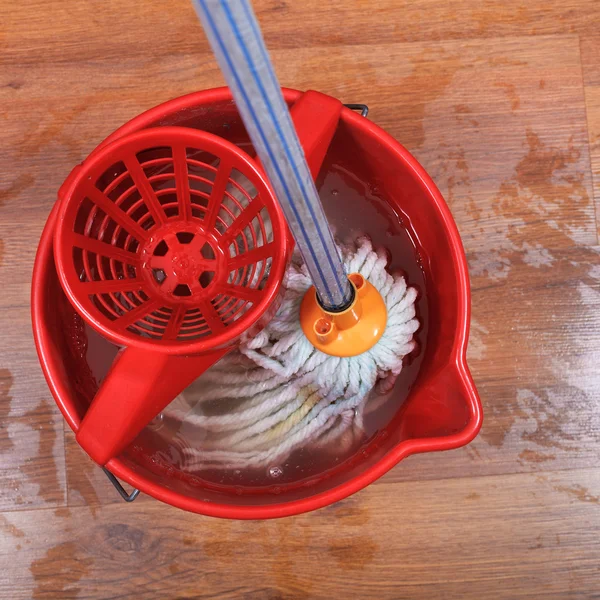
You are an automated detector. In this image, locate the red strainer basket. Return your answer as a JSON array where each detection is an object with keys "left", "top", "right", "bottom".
[{"left": 55, "top": 127, "right": 286, "bottom": 353}]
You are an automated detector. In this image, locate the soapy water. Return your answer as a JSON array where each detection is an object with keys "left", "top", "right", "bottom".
[{"left": 80, "top": 161, "right": 427, "bottom": 488}]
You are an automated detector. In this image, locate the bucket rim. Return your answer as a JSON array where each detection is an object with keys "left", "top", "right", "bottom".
[{"left": 31, "top": 87, "right": 482, "bottom": 519}]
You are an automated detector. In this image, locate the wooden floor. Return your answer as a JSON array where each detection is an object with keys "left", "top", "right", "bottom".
[{"left": 2, "top": 0, "right": 600, "bottom": 597}]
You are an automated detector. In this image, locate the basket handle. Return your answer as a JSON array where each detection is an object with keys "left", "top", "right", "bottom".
[
  {"left": 289, "top": 90, "right": 342, "bottom": 179},
  {"left": 76, "top": 346, "right": 230, "bottom": 465}
]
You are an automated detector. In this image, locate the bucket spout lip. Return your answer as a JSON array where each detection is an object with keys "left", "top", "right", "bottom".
[
  {"left": 456, "top": 356, "right": 484, "bottom": 440},
  {"left": 441, "top": 353, "right": 483, "bottom": 444}
]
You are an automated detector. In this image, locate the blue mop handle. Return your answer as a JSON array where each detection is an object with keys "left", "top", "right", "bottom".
[{"left": 191, "top": 0, "right": 353, "bottom": 311}]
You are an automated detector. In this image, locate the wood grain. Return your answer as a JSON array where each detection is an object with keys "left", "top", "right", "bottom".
[
  {"left": 2, "top": 469, "right": 600, "bottom": 599},
  {"left": 1, "top": 0, "right": 600, "bottom": 597},
  {"left": 0, "top": 369, "right": 66, "bottom": 510},
  {"left": 2, "top": 0, "right": 600, "bottom": 62},
  {"left": 586, "top": 86, "right": 600, "bottom": 236},
  {"left": 580, "top": 35, "right": 600, "bottom": 86}
]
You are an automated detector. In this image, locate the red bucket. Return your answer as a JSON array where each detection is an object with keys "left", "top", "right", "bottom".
[{"left": 32, "top": 88, "right": 482, "bottom": 518}]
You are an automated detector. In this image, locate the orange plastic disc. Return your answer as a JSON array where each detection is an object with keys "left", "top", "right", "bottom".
[{"left": 299, "top": 273, "right": 387, "bottom": 357}]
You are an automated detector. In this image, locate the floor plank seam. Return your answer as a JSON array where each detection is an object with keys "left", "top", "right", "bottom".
[{"left": 579, "top": 34, "right": 600, "bottom": 242}]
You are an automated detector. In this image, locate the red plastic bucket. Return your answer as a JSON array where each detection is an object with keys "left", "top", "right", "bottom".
[{"left": 32, "top": 88, "right": 482, "bottom": 518}]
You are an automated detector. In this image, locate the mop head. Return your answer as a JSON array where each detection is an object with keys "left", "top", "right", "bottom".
[{"left": 163, "top": 237, "right": 419, "bottom": 470}]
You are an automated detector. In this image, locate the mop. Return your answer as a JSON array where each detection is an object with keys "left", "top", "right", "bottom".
[
  {"left": 164, "top": 237, "right": 418, "bottom": 469},
  {"left": 162, "top": 0, "right": 420, "bottom": 470}
]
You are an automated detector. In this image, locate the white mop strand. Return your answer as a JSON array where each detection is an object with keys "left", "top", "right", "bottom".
[{"left": 162, "top": 237, "right": 419, "bottom": 470}]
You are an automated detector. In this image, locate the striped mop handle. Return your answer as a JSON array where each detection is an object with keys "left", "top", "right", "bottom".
[{"left": 191, "top": 0, "right": 353, "bottom": 311}]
